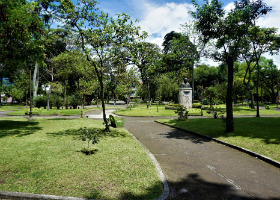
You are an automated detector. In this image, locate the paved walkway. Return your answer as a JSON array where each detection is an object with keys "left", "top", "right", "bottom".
[{"left": 123, "top": 116, "right": 280, "bottom": 200}]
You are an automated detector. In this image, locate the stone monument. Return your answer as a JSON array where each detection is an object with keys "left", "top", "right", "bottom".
[{"left": 178, "top": 78, "right": 192, "bottom": 109}]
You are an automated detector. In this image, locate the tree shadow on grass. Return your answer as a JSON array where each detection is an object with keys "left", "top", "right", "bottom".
[
  {"left": 77, "top": 148, "right": 99, "bottom": 155},
  {"left": 84, "top": 173, "right": 279, "bottom": 200},
  {"left": 46, "top": 127, "right": 128, "bottom": 138},
  {"left": 162, "top": 118, "right": 280, "bottom": 145},
  {"left": 0, "top": 120, "right": 41, "bottom": 138},
  {"left": 84, "top": 180, "right": 163, "bottom": 200},
  {"left": 46, "top": 118, "right": 77, "bottom": 121}
]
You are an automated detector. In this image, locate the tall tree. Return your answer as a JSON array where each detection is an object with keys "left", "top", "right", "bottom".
[
  {"left": 61, "top": 0, "right": 145, "bottom": 131},
  {"left": 181, "top": 21, "right": 205, "bottom": 102},
  {"left": 259, "top": 57, "right": 280, "bottom": 103},
  {"left": 192, "top": 0, "right": 263, "bottom": 132}
]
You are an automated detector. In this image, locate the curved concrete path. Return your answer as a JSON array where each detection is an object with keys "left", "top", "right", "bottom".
[{"left": 123, "top": 116, "right": 280, "bottom": 200}]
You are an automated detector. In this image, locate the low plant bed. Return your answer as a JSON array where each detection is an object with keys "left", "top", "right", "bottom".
[
  {"left": 0, "top": 118, "right": 162, "bottom": 199},
  {"left": 157, "top": 117, "right": 280, "bottom": 162}
]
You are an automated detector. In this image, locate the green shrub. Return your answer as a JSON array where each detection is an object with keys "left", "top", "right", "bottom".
[
  {"left": 77, "top": 127, "right": 100, "bottom": 155},
  {"left": 165, "top": 104, "right": 183, "bottom": 110},
  {"left": 265, "top": 105, "right": 270, "bottom": 110},
  {"left": 25, "top": 108, "right": 42, "bottom": 115},
  {"left": 193, "top": 100, "right": 199, "bottom": 103},
  {"left": 69, "top": 95, "right": 80, "bottom": 109},
  {"left": 201, "top": 99, "right": 210, "bottom": 105},
  {"left": 109, "top": 115, "right": 124, "bottom": 128},
  {"left": 51, "top": 95, "right": 63, "bottom": 108},
  {"left": 214, "top": 100, "right": 223, "bottom": 105},
  {"left": 34, "top": 96, "right": 48, "bottom": 109},
  {"left": 192, "top": 103, "right": 202, "bottom": 108},
  {"left": 175, "top": 106, "right": 188, "bottom": 121}
]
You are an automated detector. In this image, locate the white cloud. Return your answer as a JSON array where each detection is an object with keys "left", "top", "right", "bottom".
[
  {"left": 224, "top": 2, "right": 235, "bottom": 14},
  {"left": 134, "top": 0, "right": 195, "bottom": 47},
  {"left": 256, "top": 0, "right": 280, "bottom": 68},
  {"left": 131, "top": 0, "right": 280, "bottom": 68}
]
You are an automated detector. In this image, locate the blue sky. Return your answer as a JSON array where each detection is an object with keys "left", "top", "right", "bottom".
[{"left": 98, "top": 0, "right": 280, "bottom": 66}]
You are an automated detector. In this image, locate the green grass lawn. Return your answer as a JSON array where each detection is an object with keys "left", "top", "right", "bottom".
[
  {"left": 0, "top": 118, "right": 162, "bottom": 199},
  {"left": 115, "top": 105, "right": 204, "bottom": 117},
  {"left": 158, "top": 117, "right": 280, "bottom": 162},
  {"left": 115, "top": 104, "right": 280, "bottom": 117},
  {"left": 0, "top": 105, "right": 26, "bottom": 111},
  {"left": 210, "top": 104, "right": 280, "bottom": 115},
  {"left": 6, "top": 108, "right": 95, "bottom": 116},
  {"left": 232, "top": 106, "right": 280, "bottom": 115},
  {"left": 115, "top": 105, "right": 177, "bottom": 117}
]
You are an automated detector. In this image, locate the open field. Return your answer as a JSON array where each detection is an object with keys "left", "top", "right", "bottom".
[
  {"left": 0, "top": 118, "right": 162, "bottom": 199},
  {"left": 115, "top": 105, "right": 205, "bottom": 117},
  {"left": 115, "top": 104, "right": 280, "bottom": 117},
  {"left": 0, "top": 105, "right": 26, "bottom": 112},
  {"left": 158, "top": 117, "right": 280, "bottom": 162},
  {"left": 6, "top": 108, "right": 94, "bottom": 116}
]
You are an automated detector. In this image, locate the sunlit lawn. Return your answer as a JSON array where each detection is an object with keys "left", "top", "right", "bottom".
[
  {"left": 207, "top": 104, "right": 280, "bottom": 115},
  {"left": 115, "top": 104, "right": 207, "bottom": 117},
  {"left": 0, "top": 104, "right": 26, "bottom": 111},
  {"left": 158, "top": 117, "right": 280, "bottom": 162},
  {"left": 6, "top": 107, "right": 94, "bottom": 116},
  {"left": 115, "top": 104, "right": 280, "bottom": 117},
  {"left": 0, "top": 118, "right": 162, "bottom": 199}
]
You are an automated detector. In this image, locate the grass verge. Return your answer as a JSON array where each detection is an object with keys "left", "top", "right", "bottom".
[
  {"left": 0, "top": 105, "right": 26, "bottom": 112},
  {"left": 115, "top": 105, "right": 204, "bottom": 117},
  {"left": 6, "top": 108, "right": 94, "bottom": 116},
  {"left": 157, "top": 117, "right": 280, "bottom": 162},
  {"left": 115, "top": 104, "right": 280, "bottom": 117},
  {"left": 0, "top": 118, "right": 162, "bottom": 199}
]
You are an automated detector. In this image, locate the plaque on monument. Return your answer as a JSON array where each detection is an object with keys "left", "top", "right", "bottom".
[{"left": 178, "top": 78, "right": 192, "bottom": 109}]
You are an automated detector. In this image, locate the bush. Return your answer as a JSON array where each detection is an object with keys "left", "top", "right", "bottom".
[
  {"left": 51, "top": 95, "right": 63, "bottom": 109},
  {"left": 214, "top": 100, "right": 223, "bottom": 105},
  {"left": 265, "top": 105, "right": 270, "bottom": 110},
  {"left": 77, "top": 127, "right": 101, "bottom": 155},
  {"left": 92, "top": 99, "right": 102, "bottom": 105},
  {"left": 201, "top": 99, "right": 210, "bottom": 105},
  {"left": 109, "top": 115, "right": 124, "bottom": 128},
  {"left": 165, "top": 104, "right": 183, "bottom": 110},
  {"left": 69, "top": 95, "right": 80, "bottom": 109},
  {"left": 34, "top": 96, "right": 48, "bottom": 109},
  {"left": 25, "top": 108, "right": 42, "bottom": 115},
  {"left": 192, "top": 103, "right": 202, "bottom": 109},
  {"left": 175, "top": 106, "right": 188, "bottom": 121}
]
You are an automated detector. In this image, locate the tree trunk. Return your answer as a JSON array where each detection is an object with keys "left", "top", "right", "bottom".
[
  {"left": 29, "top": 69, "right": 33, "bottom": 121},
  {"left": 277, "top": 85, "right": 279, "bottom": 108},
  {"left": 100, "top": 79, "right": 109, "bottom": 131},
  {"left": 256, "top": 61, "right": 260, "bottom": 117},
  {"left": 191, "top": 60, "right": 195, "bottom": 103},
  {"left": 32, "top": 62, "right": 39, "bottom": 99},
  {"left": 47, "top": 91, "right": 50, "bottom": 111},
  {"left": 81, "top": 94, "right": 84, "bottom": 118},
  {"left": 226, "top": 60, "right": 234, "bottom": 133},
  {"left": 0, "top": 76, "right": 2, "bottom": 105}
]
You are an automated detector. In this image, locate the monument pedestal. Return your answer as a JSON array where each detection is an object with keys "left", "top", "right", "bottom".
[{"left": 178, "top": 88, "right": 192, "bottom": 109}]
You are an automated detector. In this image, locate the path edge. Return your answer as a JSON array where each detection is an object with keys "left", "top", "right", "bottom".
[
  {"left": 125, "top": 129, "right": 170, "bottom": 200},
  {"left": 155, "top": 120, "right": 280, "bottom": 169},
  {"left": 0, "top": 190, "right": 95, "bottom": 200}
]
